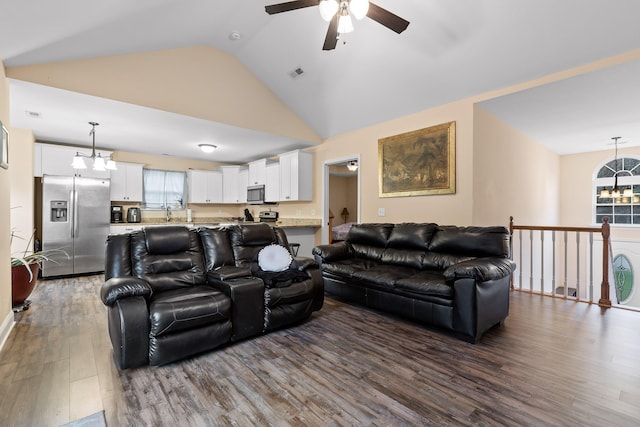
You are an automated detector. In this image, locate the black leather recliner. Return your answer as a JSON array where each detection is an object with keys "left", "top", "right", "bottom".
[{"left": 100, "top": 223, "right": 323, "bottom": 370}]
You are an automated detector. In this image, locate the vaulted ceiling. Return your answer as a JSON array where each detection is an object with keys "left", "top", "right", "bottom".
[{"left": 2, "top": 0, "right": 640, "bottom": 162}]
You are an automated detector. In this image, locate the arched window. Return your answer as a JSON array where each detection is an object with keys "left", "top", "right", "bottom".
[{"left": 594, "top": 156, "right": 640, "bottom": 225}]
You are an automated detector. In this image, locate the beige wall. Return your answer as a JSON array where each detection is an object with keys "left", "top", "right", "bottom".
[
  {"left": 473, "top": 106, "right": 560, "bottom": 227},
  {"left": 7, "top": 46, "right": 320, "bottom": 144},
  {"left": 0, "top": 58, "right": 13, "bottom": 336},
  {"left": 9, "top": 128, "right": 35, "bottom": 254}
]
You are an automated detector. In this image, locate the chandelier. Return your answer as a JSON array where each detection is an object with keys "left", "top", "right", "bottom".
[
  {"left": 71, "top": 122, "right": 117, "bottom": 171},
  {"left": 319, "top": 0, "right": 369, "bottom": 34},
  {"left": 599, "top": 136, "right": 632, "bottom": 199}
]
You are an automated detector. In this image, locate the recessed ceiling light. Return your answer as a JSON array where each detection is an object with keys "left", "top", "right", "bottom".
[
  {"left": 229, "top": 31, "right": 242, "bottom": 41},
  {"left": 199, "top": 144, "right": 217, "bottom": 153}
]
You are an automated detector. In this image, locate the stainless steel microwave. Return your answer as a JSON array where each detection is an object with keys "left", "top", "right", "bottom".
[{"left": 247, "top": 185, "right": 266, "bottom": 204}]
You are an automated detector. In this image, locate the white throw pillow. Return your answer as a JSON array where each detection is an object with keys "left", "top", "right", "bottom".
[{"left": 258, "top": 244, "right": 293, "bottom": 272}]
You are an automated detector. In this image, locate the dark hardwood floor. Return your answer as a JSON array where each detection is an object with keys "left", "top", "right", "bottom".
[{"left": 1, "top": 275, "right": 639, "bottom": 426}]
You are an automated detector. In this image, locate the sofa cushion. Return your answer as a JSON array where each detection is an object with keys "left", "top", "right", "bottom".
[
  {"left": 352, "top": 265, "right": 417, "bottom": 288},
  {"left": 422, "top": 252, "right": 475, "bottom": 270},
  {"left": 395, "top": 271, "right": 453, "bottom": 298},
  {"left": 149, "top": 286, "right": 231, "bottom": 337},
  {"left": 428, "top": 226, "right": 510, "bottom": 258},
  {"left": 321, "top": 259, "right": 379, "bottom": 277},
  {"left": 351, "top": 244, "right": 386, "bottom": 262},
  {"left": 145, "top": 226, "right": 191, "bottom": 255},
  {"left": 387, "top": 223, "right": 437, "bottom": 250},
  {"left": 229, "top": 224, "right": 277, "bottom": 271},
  {"left": 264, "top": 279, "right": 314, "bottom": 308},
  {"left": 381, "top": 248, "right": 424, "bottom": 269},
  {"left": 199, "top": 227, "right": 235, "bottom": 270},
  {"left": 347, "top": 223, "right": 394, "bottom": 247}
]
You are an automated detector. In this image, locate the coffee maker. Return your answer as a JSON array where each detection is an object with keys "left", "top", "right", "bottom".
[{"left": 111, "top": 205, "right": 123, "bottom": 223}]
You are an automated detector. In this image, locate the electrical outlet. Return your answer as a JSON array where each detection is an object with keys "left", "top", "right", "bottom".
[
  {"left": 311, "top": 209, "right": 316, "bottom": 216},
  {"left": 296, "top": 209, "right": 302, "bottom": 216},
  {"left": 378, "top": 207, "right": 386, "bottom": 217}
]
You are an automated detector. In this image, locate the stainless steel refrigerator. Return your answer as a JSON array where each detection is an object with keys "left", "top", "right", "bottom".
[{"left": 41, "top": 175, "right": 110, "bottom": 277}]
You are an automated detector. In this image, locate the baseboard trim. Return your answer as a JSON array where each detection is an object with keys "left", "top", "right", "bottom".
[{"left": 0, "top": 309, "right": 15, "bottom": 353}]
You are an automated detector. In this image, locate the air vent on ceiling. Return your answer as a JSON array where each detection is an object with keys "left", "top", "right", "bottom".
[
  {"left": 25, "top": 110, "right": 42, "bottom": 119},
  {"left": 289, "top": 66, "right": 305, "bottom": 80}
]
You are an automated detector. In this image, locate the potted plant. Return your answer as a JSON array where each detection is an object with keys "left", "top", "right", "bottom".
[{"left": 10, "top": 229, "right": 67, "bottom": 312}]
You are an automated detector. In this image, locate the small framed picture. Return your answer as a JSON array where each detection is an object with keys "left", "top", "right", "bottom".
[{"left": 0, "top": 121, "right": 7, "bottom": 169}]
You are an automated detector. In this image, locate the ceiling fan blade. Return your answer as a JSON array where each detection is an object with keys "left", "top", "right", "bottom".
[
  {"left": 322, "top": 14, "right": 339, "bottom": 50},
  {"left": 367, "top": 2, "right": 410, "bottom": 34},
  {"left": 265, "top": 0, "right": 319, "bottom": 15}
]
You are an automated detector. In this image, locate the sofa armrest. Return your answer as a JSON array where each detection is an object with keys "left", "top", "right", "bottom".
[
  {"left": 444, "top": 257, "right": 516, "bottom": 282},
  {"left": 207, "top": 265, "right": 252, "bottom": 281},
  {"left": 100, "top": 277, "right": 153, "bottom": 307},
  {"left": 312, "top": 242, "right": 352, "bottom": 263},
  {"left": 291, "top": 256, "right": 318, "bottom": 271}
]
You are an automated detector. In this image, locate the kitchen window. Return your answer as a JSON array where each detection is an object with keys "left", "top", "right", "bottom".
[{"left": 143, "top": 169, "right": 186, "bottom": 209}]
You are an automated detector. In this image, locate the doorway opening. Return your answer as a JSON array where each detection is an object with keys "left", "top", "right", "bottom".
[{"left": 322, "top": 156, "right": 361, "bottom": 244}]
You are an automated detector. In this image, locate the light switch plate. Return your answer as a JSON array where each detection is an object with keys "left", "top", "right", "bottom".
[{"left": 378, "top": 207, "right": 386, "bottom": 217}]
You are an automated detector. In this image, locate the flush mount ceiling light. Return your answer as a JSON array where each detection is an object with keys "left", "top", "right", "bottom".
[
  {"left": 199, "top": 144, "right": 217, "bottom": 153},
  {"left": 72, "top": 122, "right": 117, "bottom": 171},
  {"left": 265, "top": 0, "right": 409, "bottom": 51},
  {"left": 599, "top": 136, "right": 633, "bottom": 199},
  {"left": 347, "top": 160, "right": 358, "bottom": 171}
]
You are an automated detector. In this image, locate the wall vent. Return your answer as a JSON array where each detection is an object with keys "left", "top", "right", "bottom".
[{"left": 25, "top": 110, "right": 42, "bottom": 119}]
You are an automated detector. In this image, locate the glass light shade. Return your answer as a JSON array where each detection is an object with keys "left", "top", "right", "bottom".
[
  {"left": 612, "top": 187, "right": 621, "bottom": 198},
  {"left": 93, "top": 155, "right": 106, "bottom": 171},
  {"left": 199, "top": 144, "right": 217, "bottom": 153},
  {"left": 319, "top": 0, "right": 339, "bottom": 21},
  {"left": 599, "top": 189, "right": 610, "bottom": 198},
  {"left": 347, "top": 161, "right": 358, "bottom": 171},
  {"left": 623, "top": 187, "right": 634, "bottom": 197},
  {"left": 350, "top": 0, "right": 369, "bottom": 19},
  {"left": 106, "top": 159, "right": 117, "bottom": 170},
  {"left": 338, "top": 14, "right": 354, "bottom": 34},
  {"left": 71, "top": 154, "right": 87, "bottom": 169}
]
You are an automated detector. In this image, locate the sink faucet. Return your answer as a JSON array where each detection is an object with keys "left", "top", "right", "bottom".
[{"left": 166, "top": 206, "right": 171, "bottom": 222}]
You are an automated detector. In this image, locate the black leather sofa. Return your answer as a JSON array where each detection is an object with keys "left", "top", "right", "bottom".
[
  {"left": 312, "top": 223, "right": 516, "bottom": 343},
  {"left": 100, "top": 223, "right": 323, "bottom": 369}
]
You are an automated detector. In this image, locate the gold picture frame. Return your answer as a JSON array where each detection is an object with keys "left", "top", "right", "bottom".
[{"left": 378, "top": 121, "right": 455, "bottom": 197}]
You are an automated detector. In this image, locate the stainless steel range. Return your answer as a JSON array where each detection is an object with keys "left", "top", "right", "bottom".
[{"left": 259, "top": 210, "right": 279, "bottom": 222}]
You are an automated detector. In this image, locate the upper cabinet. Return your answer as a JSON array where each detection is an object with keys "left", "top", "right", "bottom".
[
  {"left": 187, "top": 170, "right": 222, "bottom": 204},
  {"left": 221, "top": 165, "right": 248, "bottom": 204},
  {"left": 248, "top": 158, "right": 268, "bottom": 186},
  {"left": 279, "top": 150, "right": 312, "bottom": 201},
  {"left": 110, "top": 162, "right": 143, "bottom": 201},
  {"left": 34, "top": 143, "right": 112, "bottom": 179},
  {"left": 265, "top": 162, "right": 280, "bottom": 203}
]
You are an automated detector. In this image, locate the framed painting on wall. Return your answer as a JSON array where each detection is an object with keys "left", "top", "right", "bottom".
[
  {"left": 0, "top": 121, "right": 8, "bottom": 169},
  {"left": 378, "top": 121, "right": 455, "bottom": 197}
]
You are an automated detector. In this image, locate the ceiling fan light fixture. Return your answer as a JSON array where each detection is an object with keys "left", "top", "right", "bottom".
[
  {"left": 347, "top": 160, "right": 358, "bottom": 171},
  {"left": 350, "top": 0, "right": 369, "bottom": 20},
  {"left": 338, "top": 13, "right": 354, "bottom": 34},
  {"left": 319, "top": 0, "right": 339, "bottom": 21}
]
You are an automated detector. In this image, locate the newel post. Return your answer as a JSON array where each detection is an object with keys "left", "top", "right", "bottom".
[
  {"left": 598, "top": 217, "right": 612, "bottom": 308},
  {"left": 509, "top": 216, "right": 514, "bottom": 290}
]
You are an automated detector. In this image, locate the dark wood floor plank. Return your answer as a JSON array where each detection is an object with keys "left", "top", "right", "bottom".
[{"left": 1, "top": 275, "right": 640, "bottom": 426}]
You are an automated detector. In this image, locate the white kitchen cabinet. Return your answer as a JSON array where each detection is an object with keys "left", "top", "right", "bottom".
[
  {"left": 221, "top": 165, "right": 248, "bottom": 204},
  {"left": 35, "top": 143, "right": 112, "bottom": 178},
  {"left": 187, "top": 170, "right": 222, "bottom": 203},
  {"left": 279, "top": 150, "right": 312, "bottom": 201},
  {"left": 110, "top": 162, "right": 143, "bottom": 201},
  {"left": 237, "top": 169, "right": 248, "bottom": 203},
  {"left": 265, "top": 162, "right": 280, "bottom": 203},
  {"left": 248, "top": 158, "right": 267, "bottom": 186}
]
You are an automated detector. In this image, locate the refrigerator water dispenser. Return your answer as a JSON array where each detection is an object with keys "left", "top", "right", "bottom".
[{"left": 50, "top": 201, "right": 68, "bottom": 222}]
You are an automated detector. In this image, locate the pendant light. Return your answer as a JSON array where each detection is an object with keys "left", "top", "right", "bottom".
[
  {"left": 599, "top": 136, "right": 632, "bottom": 199},
  {"left": 72, "top": 122, "right": 117, "bottom": 171}
]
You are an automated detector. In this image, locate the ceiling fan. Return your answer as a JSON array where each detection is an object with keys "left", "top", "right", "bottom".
[{"left": 265, "top": 0, "right": 410, "bottom": 50}]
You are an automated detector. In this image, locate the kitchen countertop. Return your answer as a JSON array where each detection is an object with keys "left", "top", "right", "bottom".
[{"left": 110, "top": 218, "right": 322, "bottom": 228}]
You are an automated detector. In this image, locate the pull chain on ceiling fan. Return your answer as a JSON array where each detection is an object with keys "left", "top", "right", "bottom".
[{"left": 265, "top": 0, "right": 410, "bottom": 50}]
